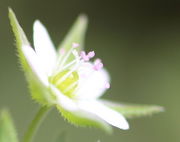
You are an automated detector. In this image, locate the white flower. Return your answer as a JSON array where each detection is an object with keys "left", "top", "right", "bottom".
[
  {"left": 9, "top": 9, "right": 164, "bottom": 133},
  {"left": 22, "top": 20, "right": 129, "bottom": 130}
]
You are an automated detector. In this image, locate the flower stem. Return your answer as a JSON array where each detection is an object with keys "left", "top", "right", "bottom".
[{"left": 22, "top": 106, "right": 51, "bottom": 142}]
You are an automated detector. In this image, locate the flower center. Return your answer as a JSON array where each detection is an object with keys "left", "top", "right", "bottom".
[
  {"left": 50, "top": 43, "right": 110, "bottom": 98},
  {"left": 50, "top": 70, "right": 79, "bottom": 98}
]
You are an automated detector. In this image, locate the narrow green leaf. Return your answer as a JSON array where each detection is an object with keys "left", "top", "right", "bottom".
[
  {"left": 9, "top": 8, "right": 55, "bottom": 105},
  {"left": 102, "top": 100, "right": 164, "bottom": 119},
  {"left": 0, "top": 109, "right": 19, "bottom": 142},
  {"left": 58, "top": 14, "right": 88, "bottom": 62}
]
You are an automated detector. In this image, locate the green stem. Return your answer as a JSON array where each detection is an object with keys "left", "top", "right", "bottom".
[{"left": 22, "top": 106, "right": 51, "bottom": 142}]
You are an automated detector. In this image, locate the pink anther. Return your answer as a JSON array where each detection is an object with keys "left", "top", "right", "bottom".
[
  {"left": 94, "top": 58, "right": 101, "bottom": 64},
  {"left": 59, "top": 48, "right": 65, "bottom": 55},
  {"left": 93, "top": 59, "right": 103, "bottom": 71},
  {"left": 87, "top": 51, "right": 95, "bottom": 58},
  {"left": 105, "top": 82, "right": 110, "bottom": 89},
  {"left": 80, "top": 51, "right": 90, "bottom": 61},
  {"left": 72, "top": 42, "right": 79, "bottom": 48}
]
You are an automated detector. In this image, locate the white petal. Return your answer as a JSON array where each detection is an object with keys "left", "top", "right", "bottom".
[
  {"left": 76, "top": 63, "right": 110, "bottom": 99},
  {"left": 78, "top": 100, "right": 129, "bottom": 130},
  {"left": 33, "top": 20, "right": 57, "bottom": 75},
  {"left": 51, "top": 86, "right": 110, "bottom": 127},
  {"left": 22, "top": 45, "right": 49, "bottom": 86},
  {"left": 51, "top": 85, "right": 104, "bottom": 120},
  {"left": 51, "top": 85, "right": 128, "bottom": 130}
]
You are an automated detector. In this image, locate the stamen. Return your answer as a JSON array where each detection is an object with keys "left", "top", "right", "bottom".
[
  {"left": 80, "top": 51, "right": 89, "bottom": 61},
  {"left": 94, "top": 58, "right": 102, "bottom": 64},
  {"left": 56, "top": 60, "right": 83, "bottom": 85},
  {"left": 59, "top": 48, "right": 65, "bottom": 55},
  {"left": 80, "top": 51, "right": 95, "bottom": 61},
  {"left": 61, "top": 56, "right": 81, "bottom": 71},
  {"left": 58, "top": 46, "right": 76, "bottom": 69},
  {"left": 54, "top": 48, "right": 82, "bottom": 87},
  {"left": 87, "top": 51, "right": 95, "bottom": 58},
  {"left": 105, "top": 82, "right": 110, "bottom": 89},
  {"left": 93, "top": 59, "right": 103, "bottom": 71},
  {"left": 72, "top": 50, "right": 80, "bottom": 61},
  {"left": 53, "top": 48, "right": 66, "bottom": 74},
  {"left": 72, "top": 42, "right": 79, "bottom": 48}
]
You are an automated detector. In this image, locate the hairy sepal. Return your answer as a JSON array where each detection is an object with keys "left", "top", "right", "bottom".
[
  {"left": 56, "top": 105, "right": 112, "bottom": 134},
  {"left": 9, "top": 8, "right": 55, "bottom": 105},
  {"left": 101, "top": 100, "right": 164, "bottom": 119}
]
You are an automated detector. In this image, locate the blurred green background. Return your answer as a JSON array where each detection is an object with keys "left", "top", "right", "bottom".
[{"left": 0, "top": 0, "right": 180, "bottom": 142}]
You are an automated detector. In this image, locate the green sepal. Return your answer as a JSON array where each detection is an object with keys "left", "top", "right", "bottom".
[
  {"left": 8, "top": 8, "right": 55, "bottom": 106},
  {"left": 58, "top": 14, "right": 88, "bottom": 62},
  {"left": 101, "top": 100, "right": 164, "bottom": 119},
  {"left": 8, "top": 8, "right": 29, "bottom": 67},
  {"left": 56, "top": 105, "right": 112, "bottom": 134},
  {"left": 28, "top": 74, "right": 56, "bottom": 106},
  {"left": 0, "top": 109, "right": 19, "bottom": 142}
]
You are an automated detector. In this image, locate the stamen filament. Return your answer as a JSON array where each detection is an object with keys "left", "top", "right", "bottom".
[
  {"left": 55, "top": 50, "right": 65, "bottom": 71},
  {"left": 56, "top": 61, "right": 82, "bottom": 85},
  {"left": 58, "top": 47, "right": 75, "bottom": 69},
  {"left": 61, "top": 57, "right": 81, "bottom": 71}
]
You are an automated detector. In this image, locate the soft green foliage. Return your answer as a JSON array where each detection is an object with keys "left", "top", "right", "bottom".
[
  {"left": 54, "top": 131, "right": 66, "bottom": 142},
  {"left": 58, "top": 14, "right": 88, "bottom": 62},
  {"left": 0, "top": 110, "right": 18, "bottom": 142},
  {"left": 9, "top": 8, "right": 55, "bottom": 106},
  {"left": 102, "top": 100, "right": 164, "bottom": 119}
]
